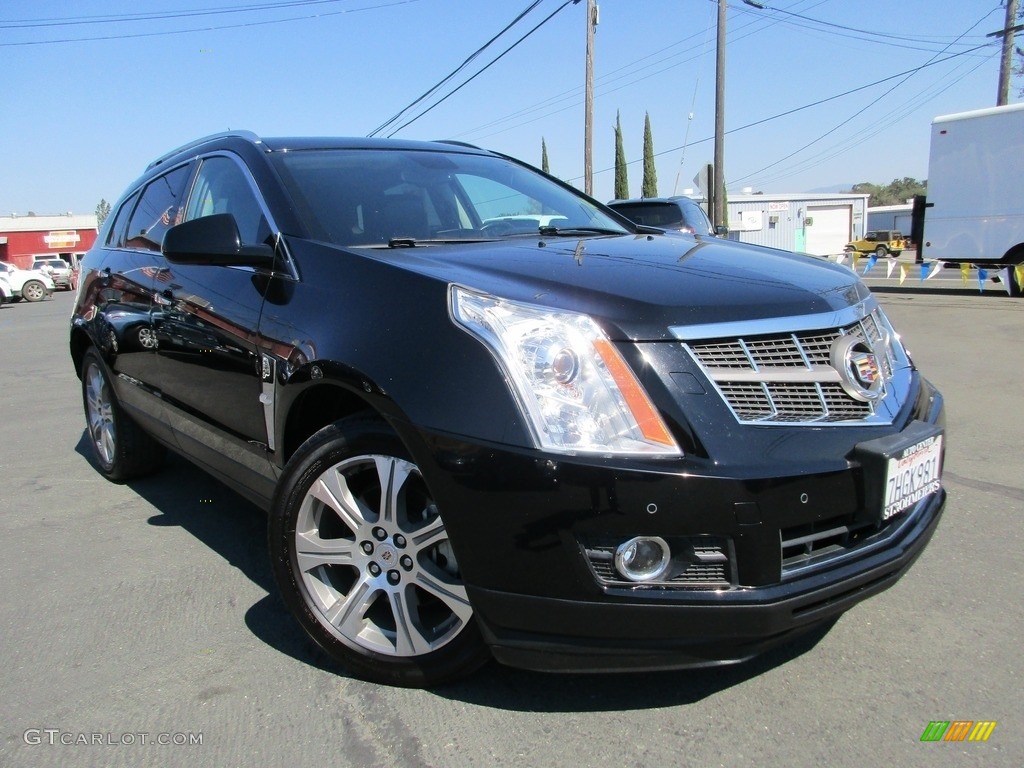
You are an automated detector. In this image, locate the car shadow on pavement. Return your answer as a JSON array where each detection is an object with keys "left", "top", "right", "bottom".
[
  {"left": 429, "top": 620, "right": 836, "bottom": 712},
  {"left": 868, "top": 284, "right": 1013, "bottom": 298},
  {"left": 73, "top": 433, "right": 341, "bottom": 676},
  {"left": 75, "top": 431, "right": 838, "bottom": 704}
]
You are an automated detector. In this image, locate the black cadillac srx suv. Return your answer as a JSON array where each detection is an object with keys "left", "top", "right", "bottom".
[{"left": 70, "top": 132, "right": 946, "bottom": 687}]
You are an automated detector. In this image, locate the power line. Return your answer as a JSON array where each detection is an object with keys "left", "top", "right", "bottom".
[
  {"left": 728, "top": 6, "right": 1000, "bottom": 186},
  {"left": 368, "top": 1, "right": 546, "bottom": 138},
  {"left": 0, "top": 0, "right": 349, "bottom": 29},
  {"left": 574, "top": 43, "right": 996, "bottom": 187},
  {"left": 452, "top": 0, "right": 988, "bottom": 145},
  {"left": 747, "top": 54, "right": 993, "bottom": 187},
  {"left": 380, "top": 0, "right": 578, "bottom": 138},
  {"left": 0, "top": 0, "right": 417, "bottom": 46},
  {"left": 726, "top": 0, "right": 993, "bottom": 47}
]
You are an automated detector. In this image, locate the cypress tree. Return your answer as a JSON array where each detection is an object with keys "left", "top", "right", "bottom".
[
  {"left": 642, "top": 112, "right": 658, "bottom": 198},
  {"left": 541, "top": 138, "right": 550, "bottom": 174},
  {"left": 614, "top": 111, "right": 629, "bottom": 200}
]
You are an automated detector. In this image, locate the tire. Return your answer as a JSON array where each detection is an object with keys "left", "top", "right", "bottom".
[
  {"left": 81, "top": 348, "right": 165, "bottom": 481},
  {"left": 874, "top": 246, "right": 888, "bottom": 259},
  {"left": 21, "top": 280, "right": 46, "bottom": 302},
  {"left": 269, "top": 415, "right": 489, "bottom": 687}
]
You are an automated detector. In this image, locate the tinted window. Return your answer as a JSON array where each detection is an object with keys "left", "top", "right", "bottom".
[
  {"left": 105, "top": 191, "right": 139, "bottom": 248},
  {"left": 125, "top": 164, "right": 193, "bottom": 251},
  {"left": 184, "top": 155, "right": 271, "bottom": 246},
  {"left": 608, "top": 200, "right": 712, "bottom": 234}
]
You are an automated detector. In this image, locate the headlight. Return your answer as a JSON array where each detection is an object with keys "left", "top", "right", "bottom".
[{"left": 450, "top": 285, "right": 681, "bottom": 457}]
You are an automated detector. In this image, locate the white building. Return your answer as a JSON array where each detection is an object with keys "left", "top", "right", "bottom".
[{"left": 724, "top": 193, "right": 870, "bottom": 257}]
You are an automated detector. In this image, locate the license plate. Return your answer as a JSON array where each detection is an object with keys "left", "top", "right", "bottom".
[
  {"left": 882, "top": 434, "right": 943, "bottom": 520},
  {"left": 852, "top": 421, "right": 944, "bottom": 523}
]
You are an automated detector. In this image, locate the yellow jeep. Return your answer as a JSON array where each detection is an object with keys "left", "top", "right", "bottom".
[{"left": 844, "top": 230, "right": 907, "bottom": 258}]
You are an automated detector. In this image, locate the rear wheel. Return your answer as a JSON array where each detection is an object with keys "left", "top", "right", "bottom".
[
  {"left": 269, "top": 416, "right": 489, "bottom": 687},
  {"left": 81, "top": 348, "right": 165, "bottom": 481},
  {"left": 21, "top": 280, "right": 47, "bottom": 302},
  {"left": 874, "top": 245, "right": 888, "bottom": 259}
]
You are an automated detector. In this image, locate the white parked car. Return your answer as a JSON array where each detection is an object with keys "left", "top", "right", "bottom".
[
  {"left": 0, "top": 261, "right": 55, "bottom": 302},
  {"left": 0, "top": 274, "right": 12, "bottom": 305}
]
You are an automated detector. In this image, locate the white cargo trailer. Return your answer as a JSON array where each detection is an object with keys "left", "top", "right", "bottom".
[{"left": 916, "top": 102, "right": 1024, "bottom": 296}]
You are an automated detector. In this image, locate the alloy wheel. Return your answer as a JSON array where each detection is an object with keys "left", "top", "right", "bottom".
[
  {"left": 84, "top": 361, "right": 116, "bottom": 468},
  {"left": 292, "top": 454, "right": 473, "bottom": 658}
]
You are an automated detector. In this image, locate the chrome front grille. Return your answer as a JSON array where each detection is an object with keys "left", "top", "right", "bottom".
[{"left": 672, "top": 301, "right": 907, "bottom": 426}]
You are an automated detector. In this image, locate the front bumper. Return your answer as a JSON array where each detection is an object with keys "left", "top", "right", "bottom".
[
  {"left": 400, "top": 378, "right": 945, "bottom": 673},
  {"left": 473, "top": 487, "right": 943, "bottom": 672}
]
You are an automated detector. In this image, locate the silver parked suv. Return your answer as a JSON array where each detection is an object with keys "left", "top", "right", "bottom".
[
  {"left": 31, "top": 258, "right": 73, "bottom": 290},
  {"left": 607, "top": 196, "right": 720, "bottom": 236}
]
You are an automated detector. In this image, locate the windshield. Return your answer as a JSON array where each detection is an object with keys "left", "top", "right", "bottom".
[
  {"left": 269, "top": 148, "right": 628, "bottom": 247},
  {"left": 608, "top": 200, "right": 713, "bottom": 235}
]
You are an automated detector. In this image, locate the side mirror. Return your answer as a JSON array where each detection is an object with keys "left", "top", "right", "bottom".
[
  {"left": 163, "top": 213, "right": 275, "bottom": 267},
  {"left": 715, "top": 225, "right": 729, "bottom": 237}
]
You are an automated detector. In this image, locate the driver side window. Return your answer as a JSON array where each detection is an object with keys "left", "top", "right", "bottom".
[{"left": 185, "top": 156, "right": 271, "bottom": 246}]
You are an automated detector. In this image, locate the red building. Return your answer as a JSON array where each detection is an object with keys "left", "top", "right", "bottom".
[{"left": 0, "top": 213, "right": 99, "bottom": 269}]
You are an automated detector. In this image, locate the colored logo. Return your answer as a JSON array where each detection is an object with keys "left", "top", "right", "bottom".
[
  {"left": 830, "top": 332, "right": 888, "bottom": 402},
  {"left": 920, "top": 721, "right": 996, "bottom": 742}
]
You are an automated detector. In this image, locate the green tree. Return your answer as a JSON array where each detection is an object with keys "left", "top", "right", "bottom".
[
  {"left": 541, "top": 137, "right": 549, "bottom": 174},
  {"left": 641, "top": 112, "right": 658, "bottom": 198},
  {"left": 849, "top": 178, "right": 926, "bottom": 207},
  {"left": 614, "top": 111, "right": 629, "bottom": 200},
  {"left": 95, "top": 198, "right": 111, "bottom": 225}
]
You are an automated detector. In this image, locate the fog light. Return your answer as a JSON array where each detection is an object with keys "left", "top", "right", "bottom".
[{"left": 614, "top": 536, "right": 670, "bottom": 582}]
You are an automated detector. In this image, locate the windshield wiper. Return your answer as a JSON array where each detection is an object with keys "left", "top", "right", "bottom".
[
  {"left": 537, "top": 226, "right": 624, "bottom": 237},
  {"left": 385, "top": 237, "right": 496, "bottom": 248}
]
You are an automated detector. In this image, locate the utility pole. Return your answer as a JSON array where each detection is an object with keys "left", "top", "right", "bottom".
[
  {"left": 584, "top": 0, "right": 597, "bottom": 195},
  {"left": 713, "top": 0, "right": 764, "bottom": 227},
  {"left": 993, "top": 0, "right": 1020, "bottom": 105},
  {"left": 713, "top": 0, "right": 726, "bottom": 228}
]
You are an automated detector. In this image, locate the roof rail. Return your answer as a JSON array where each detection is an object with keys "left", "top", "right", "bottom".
[
  {"left": 433, "top": 139, "right": 482, "bottom": 150},
  {"left": 145, "top": 130, "right": 262, "bottom": 171}
]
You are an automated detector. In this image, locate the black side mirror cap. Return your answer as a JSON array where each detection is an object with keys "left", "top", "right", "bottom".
[{"left": 162, "top": 213, "right": 275, "bottom": 267}]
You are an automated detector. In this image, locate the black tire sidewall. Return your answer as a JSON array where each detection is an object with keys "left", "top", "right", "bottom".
[
  {"left": 268, "top": 417, "right": 489, "bottom": 688},
  {"left": 80, "top": 348, "right": 164, "bottom": 481},
  {"left": 81, "top": 349, "right": 120, "bottom": 477}
]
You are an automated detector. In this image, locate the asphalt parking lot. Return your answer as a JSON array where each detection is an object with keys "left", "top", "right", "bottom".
[{"left": 1, "top": 286, "right": 1021, "bottom": 768}]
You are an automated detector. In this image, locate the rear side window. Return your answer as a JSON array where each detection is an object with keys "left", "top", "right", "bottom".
[
  {"left": 105, "top": 191, "right": 139, "bottom": 248},
  {"left": 124, "top": 164, "right": 193, "bottom": 251},
  {"left": 609, "top": 202, "right": 685, "bottom": 229}
]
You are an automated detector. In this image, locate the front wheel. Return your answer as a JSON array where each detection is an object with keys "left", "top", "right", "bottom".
[
  {"left": 21, "top": 280, "right": 47, "bottom": 302},
  {"left": 268, "top": 416, "right": 489, "bottom": 687}
]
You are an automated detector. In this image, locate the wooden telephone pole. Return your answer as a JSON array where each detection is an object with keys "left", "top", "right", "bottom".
[
  {"left": 993, "top": 0, "right": 1020, "bottom": 105},
  {"left": 584, "top": 0, "right": 597, "bottom": 195}
]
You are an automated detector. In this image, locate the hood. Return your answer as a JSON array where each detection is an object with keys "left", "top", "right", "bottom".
[{"left": 353, "top": 233, "right": 870, "bottom": 342}]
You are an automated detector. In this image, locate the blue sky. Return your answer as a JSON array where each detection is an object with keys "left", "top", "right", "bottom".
[{"left": 1, "top": 0, "right": 1016, "bottom": 216}]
